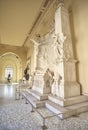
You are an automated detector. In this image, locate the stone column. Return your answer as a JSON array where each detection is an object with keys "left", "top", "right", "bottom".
[
  {"left": 34, "top": 43, "right": 39, "bottom": 71},
  {"left": 30, "top": 39, "right": 39, "bottom": 71},
  {"left": 54, "top": 2, "right": 80, "bottom": 98}
]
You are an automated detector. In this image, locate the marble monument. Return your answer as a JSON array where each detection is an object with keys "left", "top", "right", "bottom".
[{"left": 23, "top": 1, "right": 88, "bottom": 118}]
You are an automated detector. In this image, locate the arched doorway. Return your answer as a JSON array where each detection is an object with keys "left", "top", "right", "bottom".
[{"left": 0, "top": 52, "right": 22, "bottom": 83}]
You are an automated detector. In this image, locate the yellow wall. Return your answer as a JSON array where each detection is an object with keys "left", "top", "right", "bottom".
[{"left": 64, "top": 0, "right": 88, "bottom": 94}]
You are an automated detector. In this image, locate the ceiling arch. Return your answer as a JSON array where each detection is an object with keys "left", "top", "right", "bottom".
[{"left": 0, "top": 52, "right": 22, "bottom": 82}]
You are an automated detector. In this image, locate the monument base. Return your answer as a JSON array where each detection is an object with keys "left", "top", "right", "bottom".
[
  {"left": 33, "top": 86, "right": 51, "bottom": 94},
  {"left": 57, "top": 81, "right": 80, "bottom": 98},
  {"left": 48, "top": 94, "right": 88, "bottom": 107},
  {"left": 46, "top": 95, "right": 88, "bottom": 119},
  {"left": 32, "top": 69, "right": 51, "bottom": 94}
]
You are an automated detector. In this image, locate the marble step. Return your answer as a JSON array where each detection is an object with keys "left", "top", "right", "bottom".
[
  {"left": 66, "top": 101, "right": 88, "bottom": 114},
  {"left": 26, "top": 89, "right": 48, "bottom": 100},
  {"left": 45, "top": 100, "right": 73, "bottom": 119},
  {"left": 22, "top": 91, "right": 46, "bottom": 108},
  {"left": 48, "top": 94, "right": 88, "bottom": 106},
  {"left": 45, "top": 100, "right": 88, "bottom": 119}
]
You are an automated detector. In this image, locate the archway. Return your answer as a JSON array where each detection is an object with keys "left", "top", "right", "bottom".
[{"left": 0, "top": 52, "right": 22, "bottom": 83}]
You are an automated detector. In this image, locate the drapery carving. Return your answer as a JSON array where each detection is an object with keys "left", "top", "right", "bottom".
[{"left": 52, "top": 33, "right": 66, "bottom": 60}]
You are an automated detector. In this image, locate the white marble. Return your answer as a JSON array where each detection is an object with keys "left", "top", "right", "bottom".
[
  {"left": 32, "top": 69, "right": 53, "bottom": 94},
  {"left": 1, "top": 99, "right": 88, "bottom": 130}
]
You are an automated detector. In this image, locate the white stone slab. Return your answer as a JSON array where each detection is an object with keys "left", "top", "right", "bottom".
[
  {"left": 46, "top": 100, "right": 88, "bottom": 119},
  {"left": 26, "top": 89, "right": 48, "bottom": 100},
  {"left": 22, "top": 91, "right": 45, "bottom": 108},
  {"left": 48, "top": 94, "right": 88, "bottom": 106}
]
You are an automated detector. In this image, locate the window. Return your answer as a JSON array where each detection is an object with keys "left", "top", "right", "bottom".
[{"left": 5, "top": 67, "right": 13, "bottom": 78}]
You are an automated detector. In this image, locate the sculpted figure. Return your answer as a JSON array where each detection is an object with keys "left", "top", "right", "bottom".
[
  {"left": 52, "top": 33, "right": 66, "bottom": 59},
  {"left": 7, "top": 73, "right": 11, "bottom": 82},
  {"left": 44, "top": 68, "right": 53, "bottom": 88},
  {"left": 30, "top": 39, "right": 41, "bottom": 70},
  {"left": 24, "top": 63, "right": 30, "bottom": 81},
  {"left": 51, "top": 72, "right": 62, "bottom": 96},
  {"left": 28, "top": 72, "right": 35, "bottom": 88}
]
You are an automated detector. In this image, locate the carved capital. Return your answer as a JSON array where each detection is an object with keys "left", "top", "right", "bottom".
[{"left": 54, "top": 0, "right": 64, "bottom": 10}]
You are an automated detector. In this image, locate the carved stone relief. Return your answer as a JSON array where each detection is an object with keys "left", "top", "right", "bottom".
[
  {"left": 52, "top": 33, "right": 66, "bottom": 61},
  {"left": 44, "top": 68, "right": 51, "bottom": 88},
  {"left": 31, "top": 1, "right": 80, "bottom": 98},
  {"left": 51, "top": 72, "right": 62, "bottom": 96}
]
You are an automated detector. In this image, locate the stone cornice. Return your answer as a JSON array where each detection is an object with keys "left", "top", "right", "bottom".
[{"left": 23, "top": 0, "right": 63, "bottom": 47}]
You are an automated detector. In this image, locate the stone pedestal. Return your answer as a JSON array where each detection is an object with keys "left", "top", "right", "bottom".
[
  {"left": 32, "top": 71, "right": 51, "bottom": 94},
  {"left": 56, "top": 59, "right": 80, "bottom": 98}
]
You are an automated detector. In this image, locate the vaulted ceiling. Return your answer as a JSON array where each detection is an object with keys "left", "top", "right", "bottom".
[
  {"left": 1, "top": 0, "right": 68, "bottom": 48},
  {"left": 0, "top": 0, "right": 44, "bottom": 46}
]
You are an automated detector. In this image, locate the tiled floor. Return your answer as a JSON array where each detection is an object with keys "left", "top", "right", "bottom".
[
  {"left": 0, "top": 84, "right": 88, "bottom": 130},
  {"left": 0, "top": 84, "right": 17, "bottom": 105}
]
